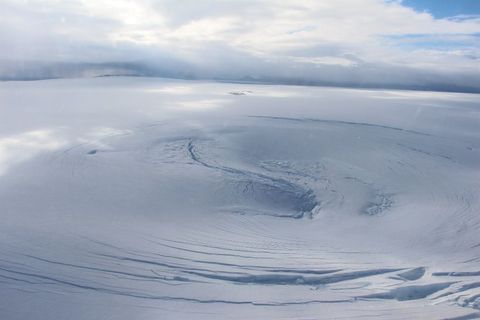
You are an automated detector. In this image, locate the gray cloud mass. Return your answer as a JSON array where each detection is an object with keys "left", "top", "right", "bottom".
[{"left": 1, "top": 0, "right": 479, "bottom": 92}]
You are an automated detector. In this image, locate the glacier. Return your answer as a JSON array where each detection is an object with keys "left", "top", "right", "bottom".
[{"left": 0, "top": 77, "right": 479, "bottom": 319}]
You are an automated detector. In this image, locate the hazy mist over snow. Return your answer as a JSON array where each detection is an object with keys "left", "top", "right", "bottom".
[{"left": 1, "top": 0, "right": 479, "bottom": 91}]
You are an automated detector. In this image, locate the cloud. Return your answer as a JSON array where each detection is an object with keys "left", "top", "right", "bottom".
[{"left": 0, "top": 0, "right": 479, "bottom": 92}]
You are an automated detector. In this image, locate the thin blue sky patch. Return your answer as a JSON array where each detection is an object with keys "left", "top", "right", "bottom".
[
  {"left": 402, "top": 0, "right": 480, "bottom": 18},
  {"left": 381, "top": 33, "right": 479, "bottom": 51}
]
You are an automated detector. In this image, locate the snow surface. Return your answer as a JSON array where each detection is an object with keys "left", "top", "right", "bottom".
[{"left": 0, "top": 77, "right": 479, "bottom": 319}]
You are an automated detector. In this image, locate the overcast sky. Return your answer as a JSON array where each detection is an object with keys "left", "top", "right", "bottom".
[{"left": 1, "top": 0, "right": 479, "bottom": 91}]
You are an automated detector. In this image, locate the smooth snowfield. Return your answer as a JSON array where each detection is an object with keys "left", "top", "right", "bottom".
[{"left": 0, "top": 77, "right": 479, "bottom": 319}]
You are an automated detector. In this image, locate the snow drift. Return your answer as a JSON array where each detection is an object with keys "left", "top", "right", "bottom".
[{"left": 0, "top": 77, "right": 479, "bottom": 319}]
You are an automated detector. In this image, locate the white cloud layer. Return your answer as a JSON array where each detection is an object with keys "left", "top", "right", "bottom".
[{"left": 0, "top": 0, "right": 479, "bottom": 91}]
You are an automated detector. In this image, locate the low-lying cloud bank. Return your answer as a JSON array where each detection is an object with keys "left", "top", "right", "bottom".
[
  {"left": 2, "top": 59, "right": 478, "bottom": 93},
  {"left": 1, "top": 0, "right": 479, "bottom": 92}
]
